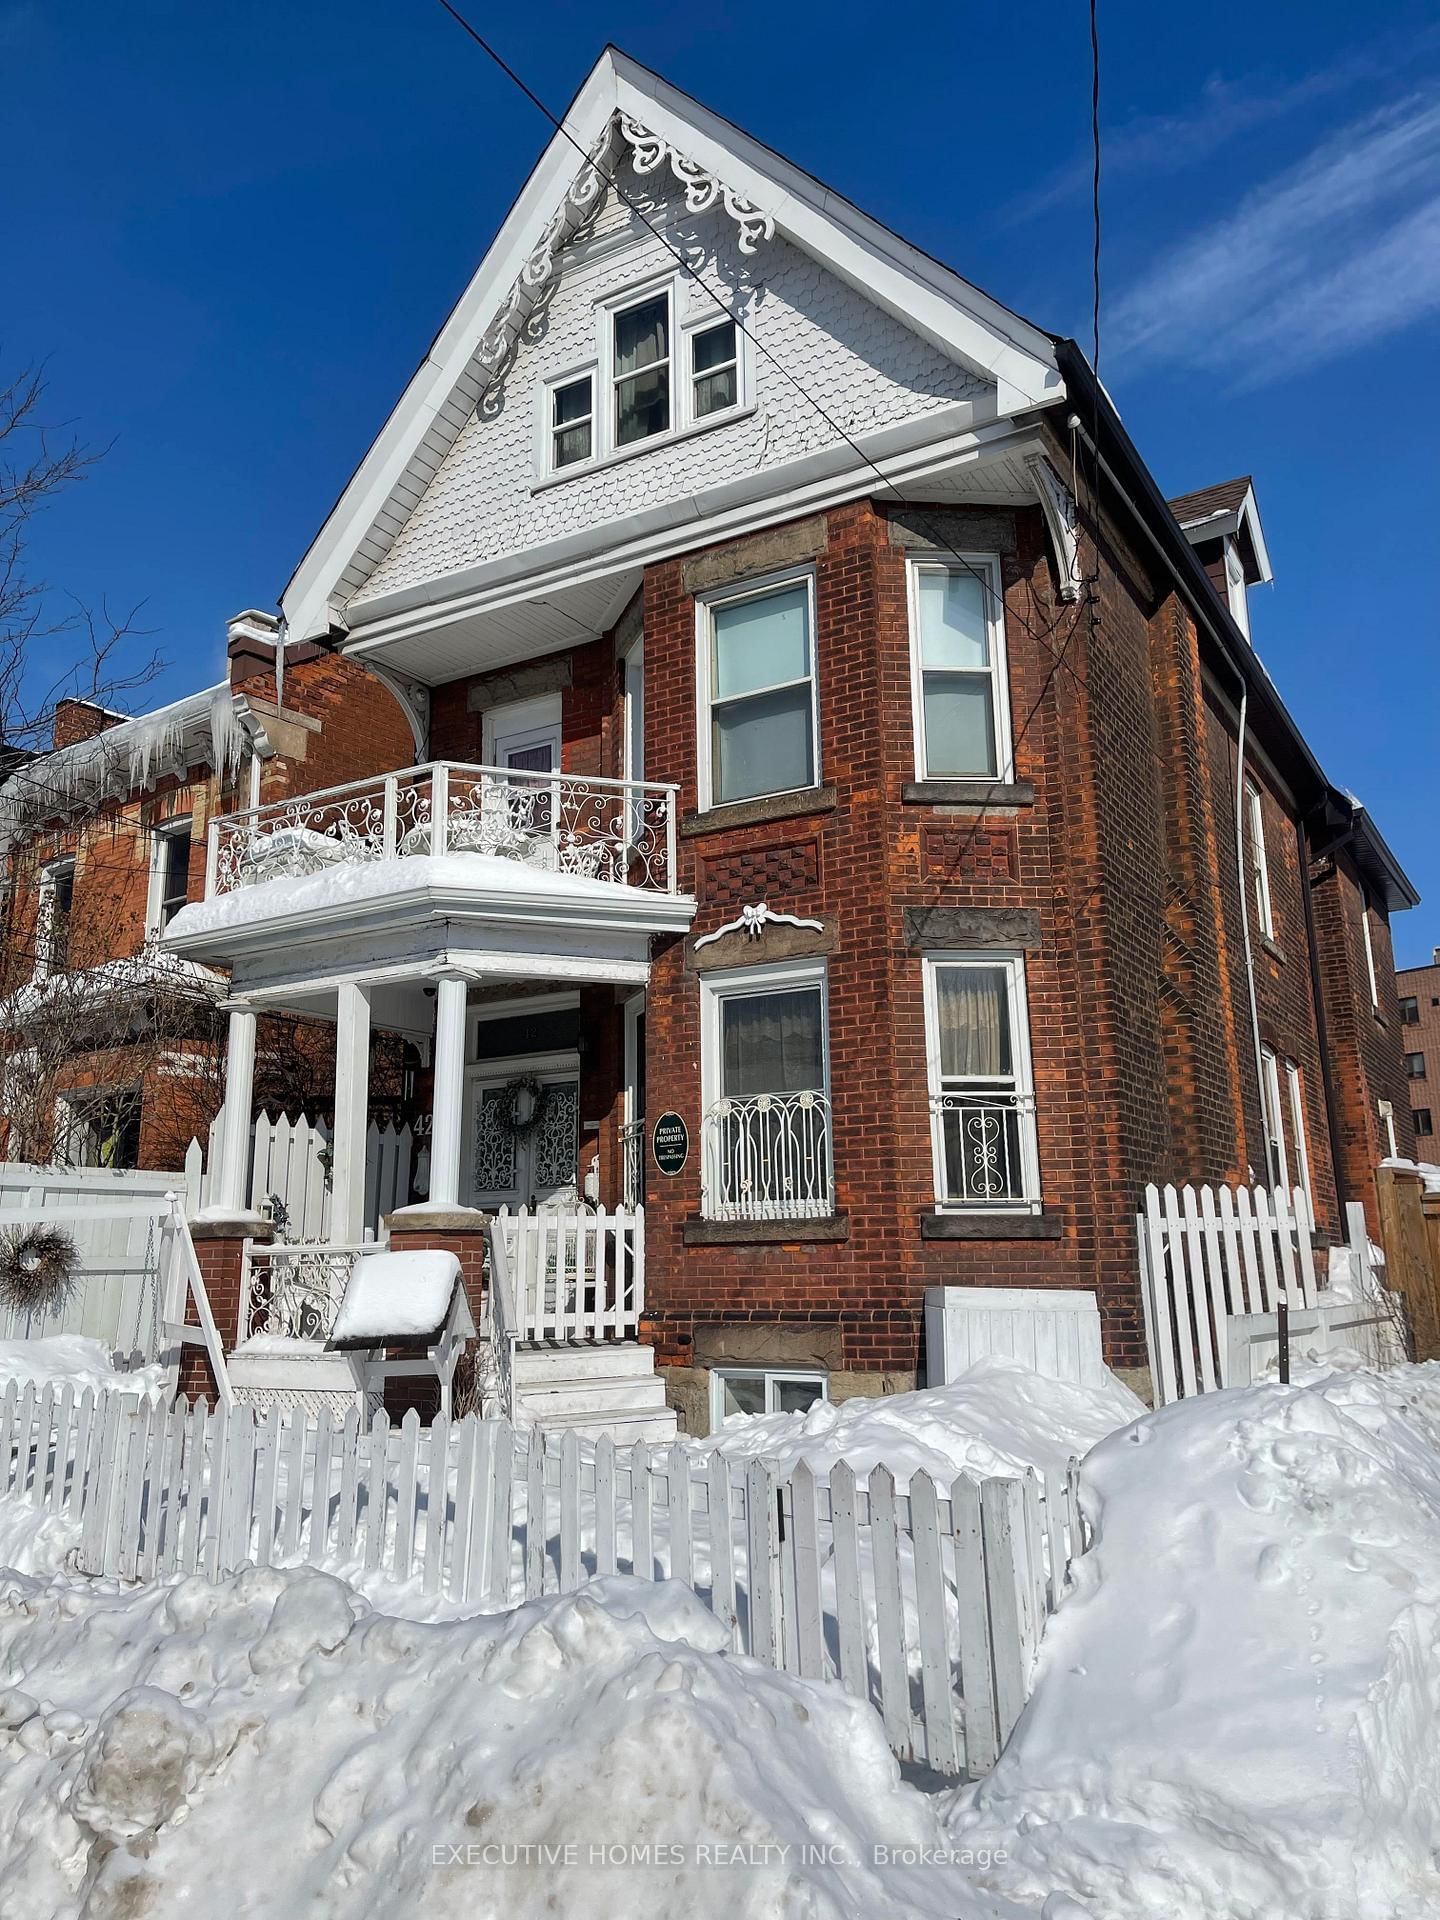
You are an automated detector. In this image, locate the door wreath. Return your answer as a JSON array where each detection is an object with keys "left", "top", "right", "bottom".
[
  {"left": 0, "top": 1225, "right": 81, "bottom": 1315},
  {"left": 496, "top": 1074, "right": 551, "bottom": 1138}
]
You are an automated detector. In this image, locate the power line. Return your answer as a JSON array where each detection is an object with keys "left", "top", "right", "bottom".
[{"left": 432, "top": 0, "right": 1085, "bottom": 692}]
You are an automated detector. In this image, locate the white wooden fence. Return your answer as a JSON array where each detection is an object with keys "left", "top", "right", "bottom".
[
  {"left": 495, "top": 1205, "right": 645, "bottom": 1344},
  {"left": 1138, "top": 1182, "right": 1396, "bottom": 1403},
  {"left": 10, "top": 1384, "right": 1087, "bottom": 1781},
  {"left": 925, "top": 1286, "right": 1109, "bottom": 1388},
  {"left": 0, "top": 1164, "right": 183, "bottom": 1362},
  {"left": 185, "top": 1113, "right": 414, "bottom": 1237}
]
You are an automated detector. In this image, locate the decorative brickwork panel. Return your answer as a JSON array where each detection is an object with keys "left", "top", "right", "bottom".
[
  {"left": 921, "top": 826, "right": 1017, "bottom": 883},
  {"left": 700, "top": 838, "right": 821, "bottom": 910}
]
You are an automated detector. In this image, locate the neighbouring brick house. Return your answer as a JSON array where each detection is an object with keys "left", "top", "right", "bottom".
[
  {"left": 1396, "top": 950, "right": 1440, "bottom": 1155},
  {"left": 157, "top": 50, "right": 1417, "bottom": 1424},
  {"left": 0, "top": 610, "right": 416, "bottom": 1171}
]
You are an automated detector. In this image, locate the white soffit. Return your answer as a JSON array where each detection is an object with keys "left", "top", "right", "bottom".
[{"left": 281, "top": 48, "right": 1062, "bottom": 646}]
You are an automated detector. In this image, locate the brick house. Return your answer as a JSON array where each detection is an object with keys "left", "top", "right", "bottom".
[
  {"left": 0, "top": 610, "right": 415, "bottom": 1171},
  {"left": 157, "top": 50, "right": 1417, "bottom": 1424},
  {"left": 1396, "top": 951, "right": 1440, "bottom": 1154}
]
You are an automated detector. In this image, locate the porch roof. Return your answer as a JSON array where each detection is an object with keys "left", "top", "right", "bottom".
[{"left": 162, "top": 850, "right": 693, "bottom": 998}]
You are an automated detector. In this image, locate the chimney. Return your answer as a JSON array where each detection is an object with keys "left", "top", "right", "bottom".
[
  {"left": 52, "top": 698, "right": 125, "bottom": 751},
  {"left": 227, "top": 609, "right": 281, "bottom": 688}
]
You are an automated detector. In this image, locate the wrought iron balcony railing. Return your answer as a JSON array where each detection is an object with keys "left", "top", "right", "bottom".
[
  {"left": 701, "top": 1089, "right": 833, "bottom": 1221},
  {"left": 930, "top": 1091, "right": 1039, "bottom": 1208},
  {"left": 205, "top": 761, "right": 680, "bottom": 899}
]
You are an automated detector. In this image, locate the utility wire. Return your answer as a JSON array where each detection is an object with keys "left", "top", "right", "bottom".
[{"left": 433, "top": 0, "right": 1085, "bottom": 692}]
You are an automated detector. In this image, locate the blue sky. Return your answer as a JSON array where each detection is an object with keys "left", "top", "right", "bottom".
[{"left": 8, "top": 0, "right": 1439, "bottom": 960}]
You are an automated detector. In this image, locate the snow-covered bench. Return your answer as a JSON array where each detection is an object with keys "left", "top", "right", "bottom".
[{"left": 328, "top": 1249, "right": 475, "bottom": 1419}]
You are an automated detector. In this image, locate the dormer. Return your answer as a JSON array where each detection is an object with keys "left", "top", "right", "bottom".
[{"left": 1168, "top": 476, "right": 1272, "bottom": 640}]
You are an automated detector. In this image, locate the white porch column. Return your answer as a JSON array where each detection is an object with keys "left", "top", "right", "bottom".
[
  {"left": 329, "top": 981, "right": 372, "bottom": 1245},
  {"left": 216, "top": 1003, "right": 258, "bottom": 1214},
  {"left": 427, "top": 974, "right": 468, "bottom": 1211}
]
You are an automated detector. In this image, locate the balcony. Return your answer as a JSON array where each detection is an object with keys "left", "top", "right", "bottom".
[
  {"left": 205, "top": 761, "right": 679, "bottom": 900},
  {"left": 165, "top": 761, "right": 693, "bottom": 988}
]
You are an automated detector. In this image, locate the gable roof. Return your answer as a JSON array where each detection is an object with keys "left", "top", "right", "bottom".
[
  {"left": 1168, "top": 475, "right": 1273, "bottom": 586},
  {"left": 281, "top": 45, "right": 1062, "bottom": 643}
]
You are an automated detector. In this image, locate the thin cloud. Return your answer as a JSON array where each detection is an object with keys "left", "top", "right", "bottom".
[
  {"left": 1006, "top": 55, "right": 1373, "bottom": 225},
  {"left": 1108, "top": 94, "right": 1440, "bottom": 384}
]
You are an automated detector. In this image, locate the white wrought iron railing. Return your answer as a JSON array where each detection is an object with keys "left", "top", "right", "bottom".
[
  {"left": 701, "top": 1090, "right": 832, "bottom": 1221},
  {"left": 930, "top": 1092, "right": 1038, "bottom": 1208},
  {"left": 205, "top": 761, "right": 681, "bottom": 899},
  {"left": 619, "top": 1118, "right": 645, "bottom": 1208},
  {"left": 238, "top": 1240, "right": 371, "bottom": 1345}
]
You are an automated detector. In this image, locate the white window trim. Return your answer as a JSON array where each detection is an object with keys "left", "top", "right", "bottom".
[
  {"left": 1379, "top": 1098, "right": 1398, "bottom": 1158},
  {"left": 1259, "top": 1044, "right": 1286, "bottom": 1190},
  {"left": 537, "top": 361, "right": 599, "bottom": 479},
  {"left": 905, "top": 553, "right": 1014, "bottom": 783},
  {"left": 145, "top": 817, "right": 193, "bottom": 939},
  {"left": 533, "top": 271, "right": 751, "bottom": 485},
  {"left": 467, "top": 990, "right": 580, "bottom": 1063},
  {"left": 698, "top": 954, "right": 833, "bottom": 1220},
  {"left": 1361, "top": 904, "right": 1380, "bottom": 1009},
  {"left": 481, "top": 692, "right": 563, "bottom": 768},
  {"left": 34, "top": 857, "right": 75, "bottom": 982},
  {"left": 709, "top": 1366, "right": 829, "bottom": 1427},
  {"left": 1224, "top": 538, "right": 1251, "bottom": 639},
  {"left": 921, "top": 953, "right": 1040, "bottom": 1213},
  {"left": 694, "top": 566, "right": 820, "bottom": 814},
  {"left": 1285, "top": 1059, "right": 1312, "bottom": 1209},
  {"left": 1244, "top": 779, "right": 1274, "bottom": 939}
]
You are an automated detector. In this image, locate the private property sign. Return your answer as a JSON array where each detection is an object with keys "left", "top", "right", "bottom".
[{"left": 652, "top": 1112, "right": 689, "bottom": 1176}]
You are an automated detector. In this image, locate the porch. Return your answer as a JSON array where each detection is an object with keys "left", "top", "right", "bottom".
[{"left": 162, "top": 759, "right": 692, "bottom": 1437}]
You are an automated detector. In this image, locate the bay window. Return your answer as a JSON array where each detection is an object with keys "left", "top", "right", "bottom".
[
  {"left": 907, "top": 556, "right": 1012, "bottom": 780},
  {"left": 701, "top": 959, "right": 832, "bottom": 1220},
  {"left": 699, "top": 574, "right": 817, "bottom": 808},
  {"left": 923, "top": 955, "right": 1039, "bottom": 1209}
]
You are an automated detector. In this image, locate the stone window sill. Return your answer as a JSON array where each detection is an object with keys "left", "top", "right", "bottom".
[
  {"left": 901, "top": 779, "right": 1035, "bottom": 808},
  {"left": 1260, "top": 936, "right": 1287, "bottom": 965},
  {"left": 684, "top": 1213, "right": 850, "bottom": 1246},
  {"left": 681, "top": 786, "right": 837, "bottom": 838},
  {"left": 919, "top": 1209, "right": 1061, "bottom": 1240}
]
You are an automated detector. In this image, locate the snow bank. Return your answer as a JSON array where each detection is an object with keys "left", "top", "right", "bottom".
[
  {"left": 947, "top": 1363, "right": 1440, "bottom": 1918},
  {"left": 0, "top": 1566, "right": 1011, "bottom": 1920},
  {"left": 694, "top": 1357, "right": 1146, "bottom": 1485},
  {"left": 0, "top": 1336, "right": 166, "bottom": 1401}
]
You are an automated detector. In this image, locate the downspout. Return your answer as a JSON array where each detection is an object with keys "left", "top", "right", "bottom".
[
  {"left": 1066, "top": 411, "right": 1269, "bottom": 1173},
  {"left": 1296, "top": 810, "right": 1349, "bottom": 1216}
]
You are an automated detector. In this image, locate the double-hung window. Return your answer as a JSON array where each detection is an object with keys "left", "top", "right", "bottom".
[
  {"left": 907, "top": 556, "right": 1012, "bottom": 780},
  {"left": 1257, "top": 1046, "right": 1313, "bottom": 1205},
  {"left": 701, "top": 959, "right": 831, "bottom": 1220},
  {"left": 1361, "top": 904, "right": 1381, "bottom": 1009},
  {"left": 1243, "top": 780, "right": 1274, "bottom": 938},
  {"left": 690, "top": 319, "right": 737, "bottom": 418},
  {"left": 549, "top": 376, "right": 594, "bottom": 470},
  {"left": 612, "top": 291, "right": 671, "bottom": 447},
  {"left": 699, "top": 574, "right": 817, "bottom": 808},
  {"left": 923, "top": 956, "right": 1039, "bottom": 1209},
  {"left": 36, "top": 858, "right": 75, "bottom": 978},
  {"left": 148, "top": 821, "right": 192, "bottom": 934}
]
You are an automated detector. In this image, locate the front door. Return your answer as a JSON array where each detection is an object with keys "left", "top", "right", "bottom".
[{"left": 465, "top": 1064, "right": 580, "bottom": 1211}]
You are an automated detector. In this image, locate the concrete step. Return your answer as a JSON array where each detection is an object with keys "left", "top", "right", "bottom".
[
  {"left": 518, "top": 1373, "right": 670, "bottom": 1418},
  {"left": 523, "top": 1404, "right": 679, "bottom": 1443},
  {"left": 512, "top": 1340, "right": 659, "bottom": 1384}
]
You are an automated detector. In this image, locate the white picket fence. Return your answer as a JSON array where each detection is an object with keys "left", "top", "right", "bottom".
[
  {"left": 495, "top": 1204, "right": 645, "bottom": 1343},
  {"left": 0, "top": 1164, "right": 184, "bottom": 1364},
  {"left": 1137, "top": 1181, "right": 1396, "bottom": 1403},
  {"left": 185, "top": 1112, "right": 414, "bottom": 1237},
  {"left": 8, "top": 1383, "right": 1087, "bottom": 1781}
]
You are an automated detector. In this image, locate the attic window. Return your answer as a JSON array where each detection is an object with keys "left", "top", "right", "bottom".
[
  {"left": 613, "top": 293, "right": 671, "bottom": 445},
  {"left": 551, "top": 376, "right": 593, "bottom": 469},
  {"left": 692, "top": 320, "right": 737, "bottom": 417}
]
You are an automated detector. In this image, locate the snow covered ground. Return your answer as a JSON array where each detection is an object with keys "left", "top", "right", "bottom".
[
  {"left": 1, "top": 1352, "right": 1438, "bottom": 1916},
  {"left": 695, "top": 1357, "right": 1146, "bottom": 1485},
  {"left": 0, "top": 1335, "right": 167, "bottom": 1403}
]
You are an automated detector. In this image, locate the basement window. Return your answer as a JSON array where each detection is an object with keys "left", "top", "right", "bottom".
[{"left": 711, "top": 1367, "right": 827, "bottom": 1425}]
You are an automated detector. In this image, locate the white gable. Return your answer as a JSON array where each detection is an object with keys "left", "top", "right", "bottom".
[
  {"left": 353, "top": 161, "right": 988, "bottom": 608},
  {"left": 283, "top": 50, "right": 1062, "bottom": 644}
]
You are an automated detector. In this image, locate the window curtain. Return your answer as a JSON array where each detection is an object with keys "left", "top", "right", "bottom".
[
  {"left": 721, "top": 988, "right": 824, "bottom": 1096},
  {"left": 936, "top": 967, "right": 1011, "bottom": 1080}
]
